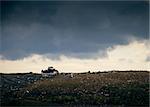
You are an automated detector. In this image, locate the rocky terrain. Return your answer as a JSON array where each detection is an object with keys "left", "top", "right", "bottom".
[{"left": 0, "top": 71, "right": 149, "bottom": 106}]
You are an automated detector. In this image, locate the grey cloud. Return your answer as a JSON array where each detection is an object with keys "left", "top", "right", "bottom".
[{"left": 1, "top": 1, "right": 149, "bottom": 60}]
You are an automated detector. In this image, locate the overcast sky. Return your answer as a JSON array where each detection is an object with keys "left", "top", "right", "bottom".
[{"left": 0, "top": 1, "right": 149, "bottom": 73}]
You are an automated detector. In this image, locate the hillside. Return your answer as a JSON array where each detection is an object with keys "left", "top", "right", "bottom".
[{"left": 1, "top": 71, "right": 149, "bottom": 106}]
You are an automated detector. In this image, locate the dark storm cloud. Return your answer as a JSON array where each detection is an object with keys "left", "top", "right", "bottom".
[{"left": 0, "top": 1, "right": 149, "bottom": 60}]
